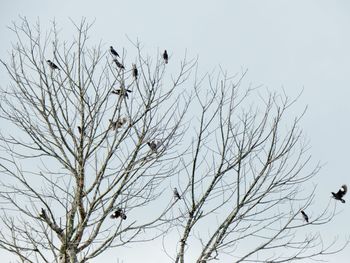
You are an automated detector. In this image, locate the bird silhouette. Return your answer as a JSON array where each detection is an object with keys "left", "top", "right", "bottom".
[
  {"left": 132, "top": 64, "right": 138, "bottom": 80},
  {"left": 147, "top": 140, "right": 159, "bottom": 152},
  {"left": 110, "top": 46, "right": 120, "bottom": 57},
  {"left": 173, "top": 188, "right": 181, "bottom": 200},
  {"left": 300, "top": 210, "right": 309, "bottom": 223},
  {"left": 39, "top": 208, "right": 47, "bottom": 219},
  {"left": 111, "top": 88, "right": 132, "bottom": 98},
  {"left": 110, "top": 208, "right": 127, "bottom": 220},
  {"left": 113, "top": 59, "right": 125, "bottom": 70},
  {"left": 77, "top": 126, "right": 86, "bottom": 136},
  {"left": 163, "top": 50, "right": 168, "bottom": 64},
  {"left": 46, "top": 60, "right": 60, "bottom": 70},
  {"left": 332, "top": 184, "right": 347, "bottom": 203}
]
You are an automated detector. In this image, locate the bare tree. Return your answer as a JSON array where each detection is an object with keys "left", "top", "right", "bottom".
[
  {"left": 167, "top": 72, "right": 349, "bottom": 262},
  {"left": 0, "top": 18, "right": 194, "bottom": 263},
  {"left": 0, "top": 18, "right": 347, "bottom": 263}
]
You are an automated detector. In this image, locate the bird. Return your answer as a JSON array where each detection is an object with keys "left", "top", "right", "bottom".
[
  {"left": 111, "top": 88, "right": 132, "bottom": 98},
  {"left": 132, "top": 64, "right": 138, "bottom": 80},
  {"left": 109, "top": 119, "right": 117, "bottom": 131},
  {"left": 110, "top": 208, "right": 127, "bottom": 220},
  {"left": 109, "top": 117, "right": 127, "bottom": 130},
  {"left": 116, "top": 117, "right": 127, "bottom": 128},
  {"left": 113, "top": 59, "right": 125, "bottom": 70},
  {"left": 331, "top": 184, "right": 347, "bottom": 203},
  {"left": 77, "top": 126, "right": 86, "bottom": 136},
  {"left": 173, "top": 188, "right": 181, "bottom": 200},
  {"left": 46, "top": 60, "right": 60, "bottom": 70},
  {"left": 147, "top": 140, "right": 159, "bottom": 152},
  {"left": 39, "top": 208, "right": 46, "bottom": 219},
  {"left": 110, "top": 46, "right": 120, "bottom": 57},
  {"left": 163, "top": 50, "right": 168, "bottom": 64},
  {"left": 300, "top": 210, "right": 309, "bottom": 223}
]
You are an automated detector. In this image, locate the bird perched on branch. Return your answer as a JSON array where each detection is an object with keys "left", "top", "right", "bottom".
[
  {"left": 109, "top": 117, "right": 127, "bottom": 130},
  {"left": 147, "top": 140, "right": 159, "bottom": 152},
  {"left": 39, "top": 208, "right": 47, "bottom": 219},
  {"left": 173, "top": 187, "right": 181, "bottom": 200},
  {"left": 163, "top": 50, "right": 168, "bottom": 64},
  {"left": 300, "top": 210, "right": 309, "bottom": 223},
  {"left": 77, "top": 126, "right": 86, "bottom": 136},
  {"left": 113, "top": 59, "right": 125, "bottom": 70},
  {"left": 111, "top": 87, "right": 132, "bottom": 98},
  {"left": 109, "top": 119, "right": 117, "bottom": 131},
  {"left": 110, "top": 208, "right": 127, "bottom": 220},
  {"left": 132, "top": 64, "right": 138, "bottom": 80},
  {"left": 110, "top": 46, "right": 120, "bottom": 57},
  {"left": 46, "top": 60, "right": 60, "bottom": 70},
  {"left": 332, "top": 184, "right": 347, "bottom": 203}
]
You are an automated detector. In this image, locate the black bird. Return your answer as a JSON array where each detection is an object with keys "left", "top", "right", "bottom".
[
  {"left": 39, "top": 208, "right": 47, "bottom": 219},
  {"left": 110, "top": 208, "right": 127, "bottom": 220},
  {"left": 77, "top": 126, "right": 86, "bottom": 136},
  {"left": 332, "top": 184, "right": 347, "bottom": 203},
  {"left": 110, "top": 46, "right": 120, "bottom": 57},
  {"left": 47, "top": 60, "right": 60, "bottom": 70},
  {"left": 111, "top": 88, "right": 132, "bottom": 98},
  {"left": 147, "top": 140, "right": 159, "bottom": 152},
  {"left": 163, "top": 50, "right": 168, "bottom": 64},
  {"left": 173, "top": 187, "right": 181, "bottom": 200},
  {"left": 113, "top": 59, "right": 125, "bottom": 70},
  {"left": 132, "top": 64, "right": 138, "bottom": 80},
  {"left": 301, "top": 210, "right": 309, "bottom": 223}
]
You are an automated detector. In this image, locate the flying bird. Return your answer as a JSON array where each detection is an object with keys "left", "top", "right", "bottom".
[
  {"left": 132, "top": 64, "right": 138, "bottom": 80},
  {"left": 332, "top": 184, "right": 347, "bottom": 203},
  {"left": 300, "top": 210, "right": 309, "bottom": 223},
  {"left": 110, "top": 46, "right": 120, "bottom": 57},
  {"left": 110, "top": 208, "right": 127, "bottom": 220},
  {"left": 173, "top": 188, "right": 181, "bottom": 200},
  {"left": 147, "top": 140, "right": 159, "bottom": 152},
  {"left": 111, "top": 88, "right": 132, "bottom": 98},
  {"left": 113, "top": 59, "right": 125, "bottom": 70},
  {"left": 163, "top": 50, "right": 168, "bottom": 64},
  {"left": 47, "top": 60, "right": 60, "bottom": 70}
]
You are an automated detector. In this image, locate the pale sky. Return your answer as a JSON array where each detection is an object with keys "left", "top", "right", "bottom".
[{"left": 1, "top": 0, "right": 350, "bottom": 262}]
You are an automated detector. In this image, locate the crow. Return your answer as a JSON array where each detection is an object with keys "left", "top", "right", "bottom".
[
  {"left": 301, "top": 210, "right": 309, "bottom": 223},
  {"left": 163, "top": 50, "right": 168, "bottom": 64},
  {"left": 39, "top": 208, "right": 47, "bottom": 219},
  {"left": 173, "top": 187, "right": 181, "bottom": 200},
  {"left": 47, "top": 60, "right": 60, "bottom": 70},
  {"left": 110, "top": 208, "right": 127, "bottom": 220},
  {"left": 147, "top": 141, "right": 159, "bottom": 152},
  {"left": 110, "top": 46, "right": 120, "bottom": 57},
  {"left": 77, "top": 126, "right": 86, "bottom": 136},
  {"left": 111, "top": 88, "right": 132, "bottom": 98},
  {"left": 332, "top": 184, "right": 347, "bottom": 203},
  {"left": 132, "top": 64, "right": 138, "bottom": 80},
  {"left": 113, "top": 59, "right": 125, "bottom": 70}
]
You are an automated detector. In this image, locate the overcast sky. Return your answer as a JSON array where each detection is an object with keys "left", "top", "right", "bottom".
[{"left": 1, "top": 0, "right": 350, "bottom": 262}]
